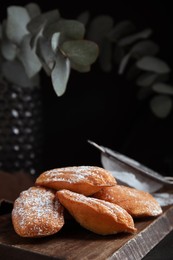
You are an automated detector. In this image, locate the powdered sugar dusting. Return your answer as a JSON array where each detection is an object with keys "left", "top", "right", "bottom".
[
  {"left": 44, "top": 170, "right": 93, "bottom": 183},
  {"left": 39, "top": 166, "right": 115, "bottom": 185},
  {"left": 12, "top": 187, "right": 64, "bottom": 237}
]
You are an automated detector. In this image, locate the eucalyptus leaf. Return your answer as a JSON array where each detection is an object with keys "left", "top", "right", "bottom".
[
  {"left": 136, "top": 72, "right": 169, "bottom": 87},
  {"left": 107, "top": 20, "right": 135, "bottom": 42},
  {"left": 2, "top": 60, "right": 39, "bottom": 87},
  {"left": 118, "top": 53, "right": 131, "bottom": 74},
  {"left": 1, "top": 39, "right": 18, "bottom": 60},
  {"left": 77, "top": 11, "right": 90, "bottom": 26},
  {"left": 131, "top": 40, "right": 159, "bottom": 58},
  {"left": 6, "top": 6, "right": 30, "bottom": 44},
  {"left": 99, "top": 39, "right": 112, "bottom": 72},
  {"left": 61, "top": 40, "right": 99, "bottom": 66},
  {"left": 30, "top": 26, "right": 44, "bottom": 49},
  {"left": 27, "top": 9, "right": 60, "bottom": 35},
  {"left": 18, "top": 34, "right": 42, "bottom": 78},
  {"left": 150, "top": 95, "right": 172, "bottom": 118},
  {"left": 152, "top": 83, "right": 173, "bottom": 95},
  {"left": 118, "top": 28, "right": 152, "bottom": 46},
  {"left": 43, "top": 19, "right": 85, "bottom": 41},
  {"left": 36, "top": 36, "right": 55, "bottom": 75},
  {"left": 51, "top": 53, "right": 70, "bottom": 96},
  {"left": 119, "top": 40, "right": 159, "bottom": 76},
  {"left": 51, "top": 32, "right": 60, "bottom": 53},
  {"left": 41, "top": 23, "right": 59, "bottom": 39},
  {"left": 136, "top": 72, "right": 158, "bottom": 87},
  {"left": 136, "top": 56, "right": 171, "bottom": 74},
  {"left": 87, "top": 15, "right": 114, "bottom": 42},
  {"left": 71, "top": 62, "right": 90, "bottom": 72},
  {"left": 57, "top": 19, "right": 85, "bottom": 40},
  {"left": 25, "top": 3, "right": 41, "bottom": 18}
]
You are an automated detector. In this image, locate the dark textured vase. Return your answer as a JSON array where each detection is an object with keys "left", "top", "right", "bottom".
[{"left": 0, "top": 81, "right": 44, "bottom": 176}]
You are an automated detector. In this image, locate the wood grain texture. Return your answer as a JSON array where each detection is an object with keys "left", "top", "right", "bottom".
[{"left": 0, "top": 206, "right": 173, "bottom": 260}]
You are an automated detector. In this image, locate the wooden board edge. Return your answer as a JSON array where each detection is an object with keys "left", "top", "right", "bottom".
[{"left": 109, "top": 206, "right": 173, "bottom": 260}]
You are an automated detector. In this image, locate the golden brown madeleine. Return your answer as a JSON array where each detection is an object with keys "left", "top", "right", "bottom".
[
  {"left": 56, "top": 189, "right": 136, "bottom": 235},
  {"left": 12, "top": 186, "right": 64, "bottom": 237},
  {"left": 93, "top": 185, "right": 162, "bottom": 217},
  {"left": 35, "top": 166, "right": 116, "bottom": 196}
]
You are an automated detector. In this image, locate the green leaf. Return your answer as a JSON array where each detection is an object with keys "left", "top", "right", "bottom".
[
  {"left": 0, "top": 20, "right": 18, "bottom": 60},
  {"left": 61, "top": 40, "right": 99, "bottom": 66},
  {"left": 25, "top": 3, "right": 41, "bottom": 18},
  {"left": 77, "top": 11, "right": 90, "bottom": 26},
  {"left": 44, "top": 19, "right": 85, "bottom": 40},
  {"left": 30, "top": 26, "right": 44, "bottom": 49},
  {"left": 27, "top": 9, "right": 60, "bottom": 35},
  {"left": 119, "top": 40, "right": 159, "bottom": 76},
  {"left": 2, "top": 60, "right": 39, "bottom": 87},
  {"left": 136, "top": 56, "right": 171, "bottom": 74},
  {"left": 118, "top": 53, "right": 131, "bottom": 74},
  {"left": 6, "top": 6, "right": 30, "bottom": 44},
  {"left": 87, "top": 15, "right": 114, "bottom": 42},
  {"left": 51, "top": 53, "right": 70, "bottom": 96},
  {"left": 36, "top": 36, "right": 55, "bottom": 75},
  {"left": 1, "top": 39, "right": 18, "bottom": 60},
  {"left": 107, "top": 20, "right": 135, "bottom": 42},
  {"left": 152, "top": 83, "right": 173, "bottom": 95},
  {"left": 71, "top": 62, "right": 90, "bottom": 72},
  {"left": 51, "top": 32, "right": 60, "bottom": 53},
  {"left": 136, "top": 72, "right": 158, "bottom": 87},
  {"left": 18, "top": 34, "right": 42, "bottom": 78},
  {"left": 131, "top": 40, "right": 159, "bottom": 58},
  {"left": 58, "top": 20, "right": 85, "bottom": 40},
  {"left": 136, "top": 72, "right": 169, "bottom": 87},
  {"left": 150, "top": 95, "right": 172, "bottom": 118},
  {"left": 118, "top": 28, "right": 152, "bottom": 46}
]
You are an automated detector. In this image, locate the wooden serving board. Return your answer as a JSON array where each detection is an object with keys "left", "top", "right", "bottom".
[{"left": 0, "top": 206, "right": 173, "bottom": 260}]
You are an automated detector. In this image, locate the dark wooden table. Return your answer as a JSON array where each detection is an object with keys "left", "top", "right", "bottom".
[{"left": 0, "top": 206, "right": 173, "bottom": 260}]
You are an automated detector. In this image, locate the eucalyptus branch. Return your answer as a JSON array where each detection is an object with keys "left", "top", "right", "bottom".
[
  {"left": 0, "top": 3, "right": 99, "bottom": 96},
  {"left": 83, "top": 14, "right": 173, "bottom": 118}
]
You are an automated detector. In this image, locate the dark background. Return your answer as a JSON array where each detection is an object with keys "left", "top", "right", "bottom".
[{"left": 1, "top": 0, "right": 173, "bottom": 176}]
